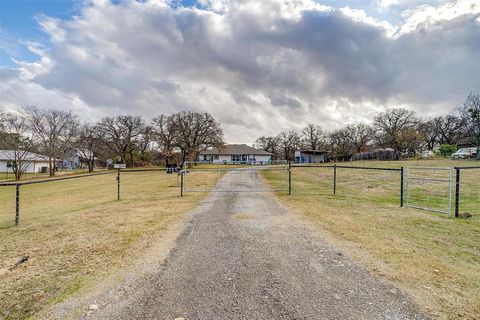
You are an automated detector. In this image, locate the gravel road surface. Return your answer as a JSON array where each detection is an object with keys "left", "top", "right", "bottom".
[{"left": 88, "top": 170, "right": 427, "bottom": 320}]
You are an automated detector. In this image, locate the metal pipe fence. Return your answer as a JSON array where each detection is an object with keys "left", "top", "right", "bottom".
[
  {"left": 0, "top": 168, "right": 169, "bottom": 227},
  {"left": 406, "top": 167, "right": 453, "bottom": 216},
  {"left": 181, "top": 161, "right": 289, "bottom": 194},
  {"left": 1, "top": 164, "right": 477, "bottom": 227},
  {"left": 290, "top": 164, "right": 404, "bottom": 207},
  {"left": 290, "top": 163, "right": 479, "bottom": 218}
]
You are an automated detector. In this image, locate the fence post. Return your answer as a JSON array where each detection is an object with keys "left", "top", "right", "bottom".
[
  {"left": 15, "top": 183, "right": 20, "bottom": 226},
  {"left": 180, "top": 171, "right": 184, "bottom": 197},
  {"left": 117, "top": 168, "right": 121, "bottom": 200},
  {"left": 455, "top": 167, "right": 460, "bottom": 218},
  {"left": 288, "top": 161, "right": 292, "bottom": 195},
  {"left": 448, "top": 168, "right": 453, "bottom": 218},
  {"left": 405, "top": 167, "right": 409, "bottom": 208},
  {"left": 400, "top": 167, "right": 404, "bottom": 207},
  {"left": 333, "top": 164, "right": 337, "bottom": 195}
]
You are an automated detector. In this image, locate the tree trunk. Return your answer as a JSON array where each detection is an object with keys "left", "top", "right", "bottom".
[
  {"left": 14, "top": 163, "right": 21, "bottom": 181},
  {"left": 477, "top": 145, "right": 480, "bottom": 160},
  {"left": 49, "top": 157, "right": 54, "bottom": 176}
]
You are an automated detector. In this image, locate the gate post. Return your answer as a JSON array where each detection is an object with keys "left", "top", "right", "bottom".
[
  {"left": 180, "top": 171, "right": 184, "bottom": 197},
  {"left": 15, "top": 183, "right": 20, "bottom": 226},
  {"left": 405, "top": 167, "right": 409, "bottom": 208},
  {"left": 116, "top": 168, "right": 121, "bottom": 200},
  {"left": 400, "top": 167, "right": 404, "bottom": 207},
  {"left": 288, "top": 161, "right": 291, "bottom": 195},
  {"left": 333, "top": 164, "right": 337, "bottom": 195},
  {"left": 448, "top": 168, "right": 453, "bottom": 217},
  {"left": 455, "top": 167, "right": 460, "bottom": 218}
]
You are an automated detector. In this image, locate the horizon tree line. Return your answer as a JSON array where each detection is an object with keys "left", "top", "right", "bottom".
[
  {"left": 255, "top": 93, "right": 480, "bottom": 162},
  {"left": 0, "top": 108, "right": 224, "bottom": 180}
]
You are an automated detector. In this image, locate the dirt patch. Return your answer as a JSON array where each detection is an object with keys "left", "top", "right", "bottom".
[{"left": 231, "top": 212, "right": 256, "bottom": 220}]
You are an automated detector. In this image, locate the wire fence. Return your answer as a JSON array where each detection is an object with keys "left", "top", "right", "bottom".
[
  {"left": 278, "top": 163, "right": 479, "bottom": 217},
  {"left": 287, "top": 164, "right": 404, "bottom": 207},
  {"left": 454, "top": 166, "right": 480, "bottom": 218},
  {"left": 181, "top": 161, "right": 289, "bottom": 193},
  {"left": 1, "top": 164, "right": 478, "bottom": 227},
  {"left": 0, "top": 169, "right": 178, "bottom": 228}
]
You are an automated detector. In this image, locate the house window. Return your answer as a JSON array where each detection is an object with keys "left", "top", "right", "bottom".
[
  {"left": 203, "top": 155, "right": 208, "bottom": 161},
  {"left": 231, "top": 155, "right": 240, "bottom": 162},
  {"left": 6, "top": 161, "right": 12, "bottom": 168},
  {"left": 214, "top": 155, "right": 219, "bottom": 160}
]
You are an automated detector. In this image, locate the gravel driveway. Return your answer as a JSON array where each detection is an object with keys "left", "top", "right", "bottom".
[{"left": 88, "top": 170, "right": 427, "bottom": 320}]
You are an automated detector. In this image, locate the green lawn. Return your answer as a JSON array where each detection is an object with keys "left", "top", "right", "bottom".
[
  {"left": 0, "top": 170, "right": 217, "bottom": 319},
  {"left": 263, "top": 158, "right": 480, "bottom": 320}
]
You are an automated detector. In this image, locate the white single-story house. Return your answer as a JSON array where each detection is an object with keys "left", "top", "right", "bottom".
[
  {"left": 199, "top": 144, "right": 273, "bottom": 164},
  {"left": 295, "top": 150, "right": 327, "bottom": 163},
  {"left": 0, "top": 150, "right": 50, "bottom": 174}
]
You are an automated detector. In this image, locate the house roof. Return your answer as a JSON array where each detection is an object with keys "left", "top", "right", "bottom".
[
  {"left": 0, "top": 150, "right": 49, "bottom": 162},
  {"left": 200, "top": 144, "right": 273, "bottom": 156},
  {"left": 296, "top": 150, "right": 327, "bottom": 154}
]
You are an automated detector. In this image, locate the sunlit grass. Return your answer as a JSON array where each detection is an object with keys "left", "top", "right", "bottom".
[{"left": 0, "top": 170, "right": 217, "bottom": 320}]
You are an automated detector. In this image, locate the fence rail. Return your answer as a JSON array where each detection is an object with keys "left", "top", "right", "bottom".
[
  {"left": 290, "top": 164, "right": 404, "bottom": 207},
  {"left": 0, "top": 168, "right": 169, "bottom": 226},
  {"left": 1, "top": 164, "right": 478, "bottom": 227},
  {"left": 0, "top": 170, "right": 113, "bottom": 187}
]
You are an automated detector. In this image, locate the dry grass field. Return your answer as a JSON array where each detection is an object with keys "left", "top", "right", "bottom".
[
  {"left": 0, "top": 170, "right": 217, "bottom": 319},
  {"left": 263, "top": 159, "right": 480, "bottom": 319}
]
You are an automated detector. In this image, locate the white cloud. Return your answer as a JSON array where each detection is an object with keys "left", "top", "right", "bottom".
[
  {"left": 399, "top": 0, "right": 479, "bottom": 34},
  {"left": 1, "top": 0, "right": 479, "bottom": 143}
]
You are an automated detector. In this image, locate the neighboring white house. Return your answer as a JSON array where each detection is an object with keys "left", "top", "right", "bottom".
[
  {"left": 0, "top": 150, "right": 50, "bottom": 174},
  {"left": 199, "top": 144, "right": 273, "bottom": 164},
  {"left": 61, "top": 148, "right": 96, "bottom": 170},
  {"left": 295, "top": 150, "right": 327, "bottom": 163}
]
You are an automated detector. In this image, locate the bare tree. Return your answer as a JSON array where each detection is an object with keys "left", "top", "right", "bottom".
[
  {"left": 277, "top": 130, "right": 301, "bottom": 161},
  {"left": 346, "top": 123, "right": 375, "bottom": 153},
  {"left": 302, "top": 124, "right": 326, "bottom": 150},
  {"left": 0, "top": 111, "right": 8, "bottom": 148},
  {"left": 169, "top": 111, "right": 224, "bottom": 163},
  {"left": 329, "top": 128, "right": 354, "bottom": 162},
  {"left": 417, "top": 119, "right": 438, "bottom": 151},
  {"left": 73, "top": 123, "right": 104, "bottom": 172},
  {"left": 24, "top": 107, "right": 78, "bottom": 176},
  {"left": 135, "top": 125, "right": 155, "bottom": 165},
  {"left": 96, "top": 115, "right": 145, "bottom": 166},
  {"left": 374, "top": 108, "right": 419, "bottom": 158},
  {"left": 432, "top": 114, "right": 465, "bottom": 145},
  {"left": 255, "top": 136, "right": 281, "bottom": 159},
  {"left": 2, "top": 112, "right": 38, "bottom": 180},
  {"left": 152, "top": 115, "right": 177, "bottom": 166},
  {"left": 460, "top": 92, "right": 480, "bottom": 160}
]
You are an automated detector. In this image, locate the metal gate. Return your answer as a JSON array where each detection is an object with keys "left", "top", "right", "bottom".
[
  {"left": 406, "top": 167, "right": 453, "bottom": 216},
  {"left": 182, "top": 161, "right": 290, "bottom": 193}
]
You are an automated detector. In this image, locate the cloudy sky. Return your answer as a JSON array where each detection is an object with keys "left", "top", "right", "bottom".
[{"left": 0, "top": 0, "right": 479, "bottom": 143}]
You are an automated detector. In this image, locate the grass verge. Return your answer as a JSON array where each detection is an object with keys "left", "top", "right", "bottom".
[{"left": 0, "top": 170, "right": 217, "bottom": 319}]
